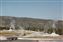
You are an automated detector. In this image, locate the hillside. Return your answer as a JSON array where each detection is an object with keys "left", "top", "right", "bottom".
[
  {"left": 0, "top": 16, "right": 63, "bottom": 35},
  {"left": 0, "top": 16, "right": 53, "bottom": 27}
]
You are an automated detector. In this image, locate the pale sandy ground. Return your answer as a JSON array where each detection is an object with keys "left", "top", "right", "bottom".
[
  {"left": 0, "top": 30, "right": 63, "bottom": 40},
  {"left": 16, "top": 30, "right": 63, "bottom": 40}
]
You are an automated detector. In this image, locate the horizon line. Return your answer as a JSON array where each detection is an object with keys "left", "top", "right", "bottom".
[{"left": 0, "top": 16, "right": 63, "bottom": 21}]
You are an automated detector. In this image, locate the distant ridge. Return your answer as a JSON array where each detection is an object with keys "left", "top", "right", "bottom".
[{"left": 0, "top": 16, "right": 63, "bottom": 26}]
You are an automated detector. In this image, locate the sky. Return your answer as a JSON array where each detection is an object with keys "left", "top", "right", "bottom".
[{"left": 0, "top": 0, "right": 63, "bottom": 20}]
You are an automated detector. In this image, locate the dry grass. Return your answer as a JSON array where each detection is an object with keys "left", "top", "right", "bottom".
[
  {"left": 0, "top": 30, "right": 19, "bottom": 36},
  {"left": 0, "top": 30, "right": 35, "bottom": 36}
]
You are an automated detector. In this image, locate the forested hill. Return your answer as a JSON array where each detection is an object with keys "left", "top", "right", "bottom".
[
  {"left": 0, "top": 16, "right": 63, "bottom": 35},
  {"left": 0, "top": 16, "right": 53, "bottom": 27}
]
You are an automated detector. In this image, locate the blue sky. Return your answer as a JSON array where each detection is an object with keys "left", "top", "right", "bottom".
[{"left": 0, "top": 0, "right": 63, "bottom": 20}]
